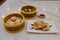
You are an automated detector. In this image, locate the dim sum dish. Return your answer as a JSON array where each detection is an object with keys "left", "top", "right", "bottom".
[
  {"left": 2, "top": 13, "right": 25, "bottom": 33},
  {"left": 20, "top": 5, "right": 37, "bottom": 19},
  {"left": 27, "top": 20, "right": 58, "bottom": 33}
]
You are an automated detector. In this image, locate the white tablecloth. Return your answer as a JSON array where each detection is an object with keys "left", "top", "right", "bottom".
[{"left": 0, "top": 0, "right": 60, "bottom": 40}]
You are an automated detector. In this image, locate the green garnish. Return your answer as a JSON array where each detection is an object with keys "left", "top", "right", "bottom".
[
  {"left": 31, "top": 24, "right": 34, "bottom": 26},
  {"left": 24, "top": 8, "right": 34, "bottom": 12},
  {"left": 49, "top": 25, "right": 52, "bottom": 27}
]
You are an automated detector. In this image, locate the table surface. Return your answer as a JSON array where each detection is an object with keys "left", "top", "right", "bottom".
[{"left": 0, "top": 0, "right": 60, "bottom": 40}]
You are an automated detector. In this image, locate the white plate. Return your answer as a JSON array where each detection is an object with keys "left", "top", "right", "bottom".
[{"left": 27, "top": 20, "right": 58, "bottom": 33}]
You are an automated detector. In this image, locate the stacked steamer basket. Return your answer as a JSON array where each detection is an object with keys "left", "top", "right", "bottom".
[
  {"left": 21, "top": 5, "right": 37, "bottom": 19},
  {"left": 2, "top": 13, "right": 25, "bottom": 33}
]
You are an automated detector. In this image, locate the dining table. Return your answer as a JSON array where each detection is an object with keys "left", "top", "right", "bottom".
[{"left": 0, "top": 0, "right": 60, "bottom": 40}]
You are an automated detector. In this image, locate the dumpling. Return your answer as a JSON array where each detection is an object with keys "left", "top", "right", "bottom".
[
  {"left": 42, "top": 26, "right": 50, "bottom": 31},
  {"left": 10, "top": 16, "right": 17, "bottom": 21}
]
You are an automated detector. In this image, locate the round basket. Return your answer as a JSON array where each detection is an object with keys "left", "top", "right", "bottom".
[
  {"left": 2, "top": 13, "right": 25, "bottom": 33},
  {"left": 20, "top": 5, "right": 37, "bottom": 19}
]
